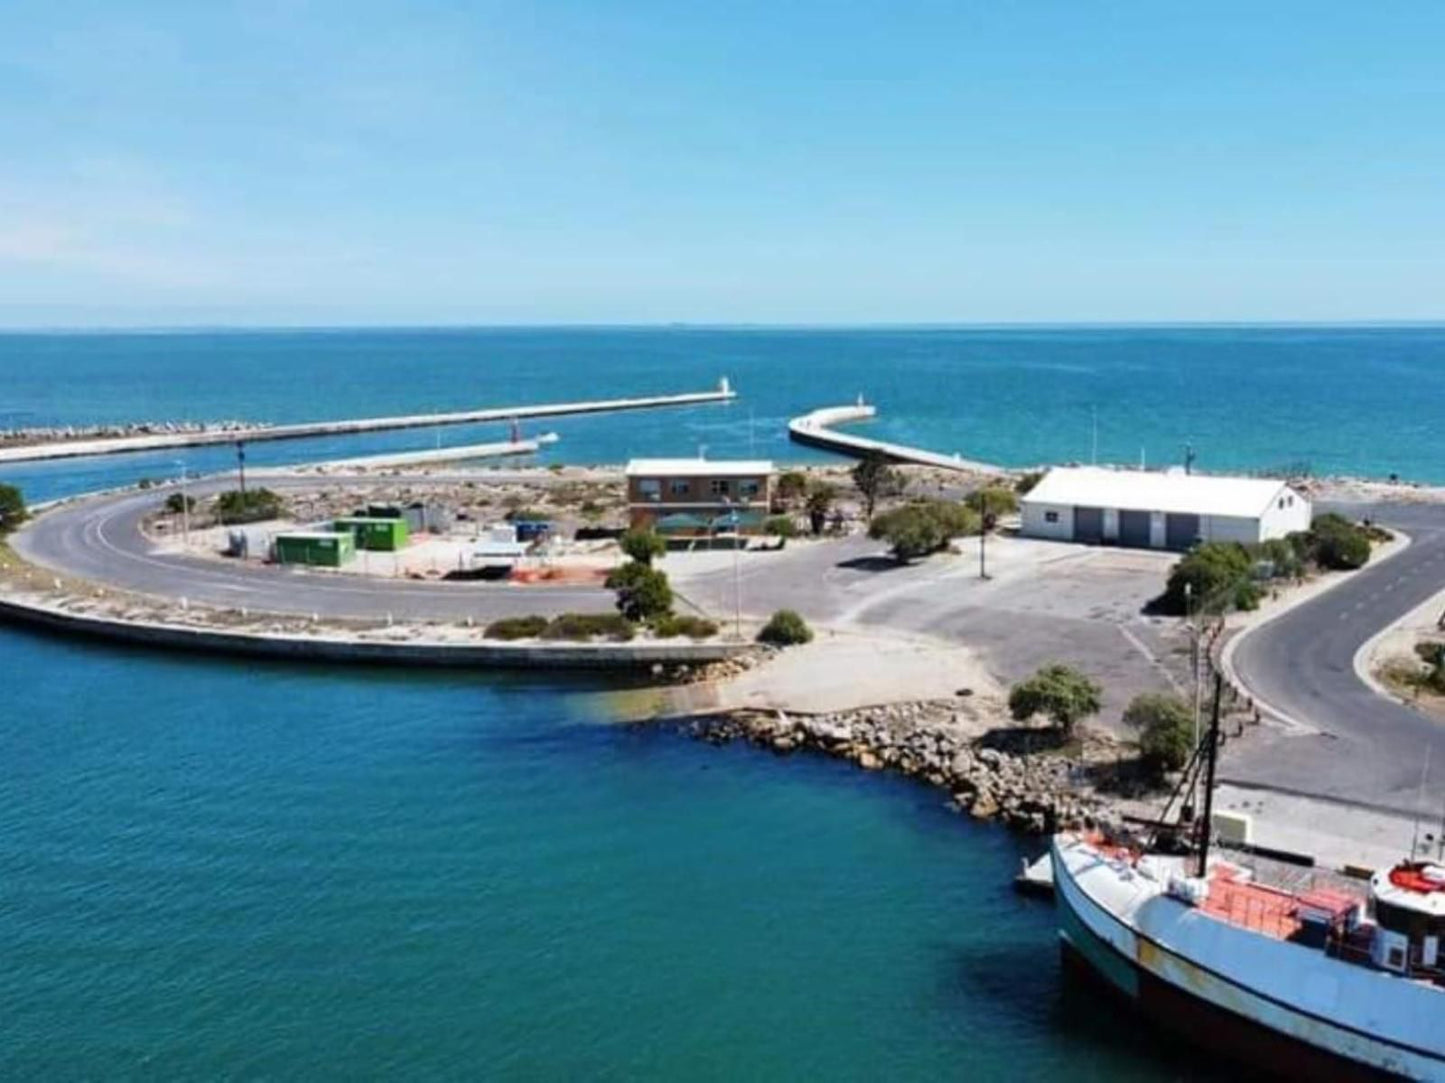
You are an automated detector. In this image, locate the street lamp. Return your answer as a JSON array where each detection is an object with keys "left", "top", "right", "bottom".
[
  {"left": 236, "top": 439, "right": 247, "bottom": 494},
  {"left": 174, "top": 460, "right": 191, "bottom": 549},
  {"left": 722, "top": 497, "right": 742, "bottom": 641}
]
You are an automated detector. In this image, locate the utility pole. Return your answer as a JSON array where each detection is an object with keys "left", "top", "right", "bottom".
[
  {"left": 176, "top": 461, "right": 191, "bottom": 549},
  {"left": 1091, "top": 406, "right": 1098, "bottom": 465},
  {"left": 1184, "top": 444, "right": 1196, "bottom": 476},
  {"left": 236, "top": 440, "right": 247, "bottom": 494},
  {"left": 724, "top": 500, "right": 742, "bottom": 640}
]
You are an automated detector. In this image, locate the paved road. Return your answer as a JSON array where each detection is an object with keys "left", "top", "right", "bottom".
[
  {"left": 12, "top": 473, "right": 613, "bottom": 622},
  {"left": 1226, "top": 503, "right": 1445, "bottom": 814}
]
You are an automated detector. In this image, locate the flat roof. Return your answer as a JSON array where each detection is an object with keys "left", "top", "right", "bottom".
[
  {"left": 625, "top": 458, "right": 774, "bottom": 477},
  {"left": 275, "top": 531, "right": 350, "bottom": 541},
  {"left": 1022, "top": 466, "right": 1298, "bottom": 519}
]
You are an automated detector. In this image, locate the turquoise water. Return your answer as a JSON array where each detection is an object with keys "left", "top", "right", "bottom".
[
  {"left": 0, "top": 326, "right": 1416, "bottom": 1078},
  {"left": 4, "top": 326, "right": 1445, "bottom": 506}
]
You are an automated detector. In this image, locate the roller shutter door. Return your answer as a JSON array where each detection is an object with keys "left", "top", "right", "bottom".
[
  {"left": 1166, "top": 513, "right": 1201, "bottom": 550},
  {"left": 1073, "top": 506, "right": 1104, "bottom": 544},
  {"left": 1119, "top": 509, "right": 1152, "bottom": 548}
]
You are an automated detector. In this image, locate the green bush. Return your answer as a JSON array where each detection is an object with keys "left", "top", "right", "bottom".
[
  {"left": 1123, "top": 693, "right": 1195, "bottom": 775},
  {"left": 1014, "top": 471, "right": 1044, "bottom": 495},
  {"left": 868, "top": 500, "right": 980, "bottom": 561},
  {"left": 215, "top": 488, "right": 284, "bottom": 524},
  {"left": 163, "top": 492, "right": 197, "bottom": 515},
  {"left": 1312, "top": 515, "right": 1372, "bottom": 570},
  {"left": 604, "top": 562, "right": 674, "bottom": 622},
  {"left": 757, "top": 609, "right": 813, "bottom": 647},
  {"left": 804, "top": 482, "right": 838, "bottom": 535},
  {"left": 485, "top": 615, "right": 550, "bottom": 640},
  {"left": 542, "top": 613, "right": 637, "bottom": 641},
  {"left": 0, "top": 483, "right": 26, "bottom": 535},
  {"left": 1160, "top": 542, "right": 1261, "bottom": 616},
  {"left": 650, "top": 613, "right": 720, "bottom": 639},
  {"left": 851, "top": 452, "right": 903, "bottom": 520},
  {"left": 620, "top": 528, "right": 667, "bottom": 565},
  {"left": 764, "top": 514, "right": 798, "bottom": 539},
  {"left": 1008, "top": 664, "right": 1102, "bottom": 735},
  {"left": 1250, "top": 537, "right": 1303, "bottom": 580},
  {"left": 964, "top": 486, "right": 1019, "bottom": 518},
  {"left": 776, "top": 471, "right": 809, "bottom": 504}
]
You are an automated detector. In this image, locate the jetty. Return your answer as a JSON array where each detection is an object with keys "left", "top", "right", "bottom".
[
  {"left": 301, "top": 434, "right": 560, "bottom": 470},
  {"left": 0, "top": 381, "right": 736, "bottom": 464},
  {"left": 787, "top": 399, "right": 1001, "bottom": 473}
]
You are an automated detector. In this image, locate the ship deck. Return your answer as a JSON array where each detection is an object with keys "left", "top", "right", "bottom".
[{"left": 1202, "top": 861, "right": 1360, "bottom": 942}]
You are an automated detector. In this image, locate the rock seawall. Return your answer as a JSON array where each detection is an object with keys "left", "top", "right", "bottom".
[{"left": 676, "top": 699, "right": 1115, "bottom": 835}]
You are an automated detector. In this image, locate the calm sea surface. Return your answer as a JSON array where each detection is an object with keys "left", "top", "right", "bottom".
[{"left": 1, "top": 326, "right": 1430, "bottom": 1078}]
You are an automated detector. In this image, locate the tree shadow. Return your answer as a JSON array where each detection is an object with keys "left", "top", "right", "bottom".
[
  {"left": 835, "top": 554, "right": 907, "bottom": 573},
  {"left": 975, "top": 725, "right": 1072, "bottom": 755}
]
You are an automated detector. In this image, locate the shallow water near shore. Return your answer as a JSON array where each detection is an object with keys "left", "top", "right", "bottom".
[{"left": 0, "top": 627, "right": 1230, "bottom": 1079}]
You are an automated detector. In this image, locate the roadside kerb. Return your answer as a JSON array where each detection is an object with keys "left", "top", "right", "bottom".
[{"left": 1352, "top": 577, "right": 1445, "bottom": 705}]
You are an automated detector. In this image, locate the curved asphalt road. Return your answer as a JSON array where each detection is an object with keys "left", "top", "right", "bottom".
[
  {"left": 1227, "top": 503, "right": 1445, "bottom": 814},
  {"left": 11, "top": 474, "right": 612, "bottom": 622}
]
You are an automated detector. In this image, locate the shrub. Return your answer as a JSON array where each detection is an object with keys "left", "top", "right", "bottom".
[
  {"left": 1014, "top": 471, "right": 1044, "bottom": 495},
  {"left": 485, "top": 615, "right": 549, "bottom": 640},
  {"left": 650, "top": 613, "right": 720, "bottom": 639},
  {"left": 964, "top": 486, "right": 1019, "bottom": 518},
  {"left": 0, "top": 483, "right": 26, "bottom": 535},
  {"left": 851, "top": 452, "right": 903, "bottom": 520},
  {"left": 620, "top": 528, "right": 667, "bottom": 565},
  {"left": 604, "top": 561, "right": 674, "bottom": 621},
  {"left": 1124, "top": 693, "right": 1195, "bottom": 775},
  {"left": 214, "top": 488, "right": 284, "bottom": 524},
  {"left": 163, "top": 492, "right": 197, "bottom": 515},
  {"left": 1250, "top": 537, "right": 1303, "bottom": 580},
  {"left": 804, "top": 482, "right": 838, "bottom": 534},
  {"left": 758, "top": 609, "right": 813, "bottom": 647},
  {"left": 868, "top": 500, "right": 980, "bottom": 561},
  {"left": 1008, "top": 664, "right": 1102, "bottom": 735},
  {"left": 764, "top": 515, "right": 798, "bottom": 539},
  {"left": 1160, "top": 542, "right": 1260, "bottom": 616},
  {"left": 1311, "top": 515, "right": 1371, "bottom": 570},
  {"left": 776, "top": 471, "right": 809, "bottom": 505},
  {"left": 542, "top": 613, "right": 636, "bottom": 641}
]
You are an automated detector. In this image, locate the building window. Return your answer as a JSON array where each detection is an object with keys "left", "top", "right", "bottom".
[
  {"left": 709, "top": 479, "right": 732, "bottom": 497},
  {"left": 739, "top": 479, "right": 760, "bottom": 498},
  {"left": 638, "top": 479, "right": 661, "bottom": 501},
  {"left": 669, "top": 479, "right": 690, "bottom": 497},
  {"left": 1044, "top": 511, "right": 1059, "bottom": 524}
]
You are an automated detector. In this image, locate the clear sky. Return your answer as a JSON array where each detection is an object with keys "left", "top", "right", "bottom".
[{"left": 2, "top": 1, "right": 1443, "bottom": 327}]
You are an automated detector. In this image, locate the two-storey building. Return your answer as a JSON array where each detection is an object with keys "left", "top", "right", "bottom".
[{"left": 624, "top": 458, "right": 775, "bottom": 536}]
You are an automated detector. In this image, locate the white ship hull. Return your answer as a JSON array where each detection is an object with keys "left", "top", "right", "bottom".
[{"left": 1052, "top": 834, "right": 1445, "bottom": 1081}]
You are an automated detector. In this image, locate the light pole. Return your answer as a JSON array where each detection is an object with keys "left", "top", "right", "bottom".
[
  {"left": 175, "top": 460, "right": 191, "bottom": 549},
  {"left": 723, "top": 497, "right": 742, "bottom": 641},
  {"left": 236, "top": 440, "right": 247, "bottom": 494}
]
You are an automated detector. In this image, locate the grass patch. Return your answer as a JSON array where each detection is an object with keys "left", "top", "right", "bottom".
[
  {"left": 541, "top": 612, "right": 636, "bottom": 642},
  {"left": 484, "top": 615, "right": 550, "bottom": 640},
  {"left": 649, "top": 613, "right": 719, "bottom": 639}
]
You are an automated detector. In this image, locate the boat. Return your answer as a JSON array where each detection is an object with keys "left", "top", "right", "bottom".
[{"left": 1052, "top": 678, "right": 1445, "bottom": 1079}]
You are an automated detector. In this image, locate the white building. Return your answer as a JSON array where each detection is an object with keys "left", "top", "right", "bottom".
[{"left": 1019, "top": 466, "right": 1311, "bottom": 550}]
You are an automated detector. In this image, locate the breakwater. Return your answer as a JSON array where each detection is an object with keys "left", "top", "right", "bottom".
[
  {"left": 787, "top": 401, "right": 1003, "bottom": 473},
  {"left": 0, "top": 381, "right": 737, "bottom": 464},
  {"left": 680, "top": 699, "right": 1113, "bottom": 835}
]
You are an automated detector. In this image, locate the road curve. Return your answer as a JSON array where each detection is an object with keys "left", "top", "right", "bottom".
[
  {"left": 11, "top": 473, "right": 613, "bottom": 623},
  {"left": 1226, "top": 503, "right": 1445, "bottom": 814}
]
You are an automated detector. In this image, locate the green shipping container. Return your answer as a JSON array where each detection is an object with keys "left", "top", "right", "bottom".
[
  {"left": 275, "top": 531, "right": 355, "bottom": 567},
  {"left": 332, "top": 517, "right": 410, "bottom": 551}
]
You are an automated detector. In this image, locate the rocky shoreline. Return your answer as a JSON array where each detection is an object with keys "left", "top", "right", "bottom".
[{"left": 671, "top": 699, "right": 1122, "bottom": 835}]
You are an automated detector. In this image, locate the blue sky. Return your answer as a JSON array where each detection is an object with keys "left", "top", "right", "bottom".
[{"left": 1, "top": 1, "right": 1442, "bottom": 326}]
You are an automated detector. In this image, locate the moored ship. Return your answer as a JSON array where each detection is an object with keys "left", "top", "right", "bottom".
[{"left": 1052, "top": 677, "right": 1445, "bottom": 1079}]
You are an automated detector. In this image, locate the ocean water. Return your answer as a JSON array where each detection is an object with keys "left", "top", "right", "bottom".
[{"left": 0, "top": 327, "right": 1424, "bottom": 1078}]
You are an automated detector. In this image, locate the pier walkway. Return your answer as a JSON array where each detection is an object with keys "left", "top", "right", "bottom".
[
  {"left": 787, "top": 400, "right": 1002, "bottom": 473},
  {"left": 0, "top": 381, "right": 736, "bottom": 464}
]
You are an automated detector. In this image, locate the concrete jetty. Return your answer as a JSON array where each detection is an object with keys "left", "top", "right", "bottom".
[
  {"left": 300, "top": 434, "right": 560, "bottom": 471},
  {"left": 0, "top": 381, "right": 736, "bottom": 465},
  {"left": 787, "top": 399, "right": 1002, "bottom": 473}
]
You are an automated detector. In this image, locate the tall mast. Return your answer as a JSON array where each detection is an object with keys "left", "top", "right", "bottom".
[{"left": 1196, "top": 673, "right": 1224, "bottom": 879}]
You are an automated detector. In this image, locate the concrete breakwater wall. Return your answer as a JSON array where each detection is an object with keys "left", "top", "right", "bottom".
[
  {"left": 0, "top": 382, "right": 737, "bottom": 464},
  {"left": 787, "top": 401, "right": 1002, "bottom": 473},
  {"left": 0, "top": 594, "right": 750, "bottom": 671},
  {"left": 681, "top": 700, "right": 1112, "bottom": 835}
]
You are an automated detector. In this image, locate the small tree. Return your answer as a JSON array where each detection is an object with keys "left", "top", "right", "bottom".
[
  {"left": 1123, "top": 693, "right": 1195, "bottom": 776},
  {"left": 1161, "top": 542, "right": 1259, "bottom": 616},
  {"left": 1311, "top": 515, "right": 1371, "bottom": 570},
  {"left": 215, "top": 488, "right": 284, "bottom": 525},
  {"left": 869, "top": 501, "right": 979, "bottom": 562},
  {"left": 1008, "top": 664, "right": 1102, "bottom": 736},
  {"left": 776, "top": 471, "right": 809, "bottom": 507},
  {"left": 0, "top": 483, "right": 26, "bottom": 535},
  {"left": 605, "top": 562, "right": 673, "bottom": 622},
  {"left": 851, "top": 452, "right": 903, "bottom": 521},
  {"left": 964, "top": 486, "right": 1019, "bottom": 519},
  {"left": 805, "top": 483, "right": 838, "bottom": 535},
  {"left": 163, "top": 492, "right": 197, "bottom": 515},
  {"left": 620, "top": 528, "right": 667, "bottom": 566},
  {"left": 758, "top": 609, "right": 813, "bottom": 646}
]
